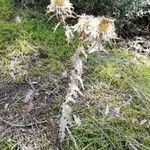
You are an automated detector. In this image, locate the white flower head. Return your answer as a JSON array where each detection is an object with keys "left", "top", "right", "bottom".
[
  {"left": 73, "top": 14, "right": 95, "bottom": 34},
  {"left": 71, "top": 14, "right": 97, "bottom": 44},
  {"left": 94, "top": 16, "right": 117, "bottom": 41},
  {"left": 46, "top": 0, "right": 75, "bottom": 23},
  {"left": 72, "top": 15, "right": 117, "bottom": 43}
]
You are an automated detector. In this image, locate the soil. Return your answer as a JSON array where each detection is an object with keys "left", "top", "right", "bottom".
[{"left": 0, "top": 74, "right": 65, "bottom": 149}]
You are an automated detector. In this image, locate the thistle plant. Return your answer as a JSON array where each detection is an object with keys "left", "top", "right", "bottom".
[
  {"left": 59, "top": 15, "right": 117, "bottom": 145},
  {"left": 46, "top": 1, "right": 117, "bottom": 145}
]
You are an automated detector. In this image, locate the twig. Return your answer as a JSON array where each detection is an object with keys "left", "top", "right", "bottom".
[
  {"left": 25, "top": 76, "right": 35, "bottom": 91},
  {"left": 0, "top": 117, "right": 47, "bottom": 128}
]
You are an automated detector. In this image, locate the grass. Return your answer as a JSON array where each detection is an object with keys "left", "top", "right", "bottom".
[
  {"left": 64, "top": 117, "right": 149, "bottom": 150},
  {"left": 0, "top": 2, "right": 150, "bottom": 150},
  {"left": 0, "top": 0, "right": 12, "bottom": 21},
  {"left": 0, "top": 138, "right": 18, "bottom": 150},
  {"left": 61, "top": 48, "right": 150, "bottom": 149},
  {"left": 0, "top": 5, "right": 74, "bottom": 81}
]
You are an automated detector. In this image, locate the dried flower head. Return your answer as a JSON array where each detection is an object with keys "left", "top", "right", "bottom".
[
  {"left": 97, "top": 16, "right": 114, "bottom": 32},
  {"left": 71, "top": 14, "right": 96, "bottom": 44},
  {"left": 51, "top": 0, "right": 65, "bottom": 6},
  {"left": 65, "top": 15, "right": 117, "bottom": 54},
  {"left": 47, "top": 0, "right": 75, "bottom": 24},
  {"left": 73, "top": 14, "right": 95, "bottom": 35},
  {"left": 94, "top": 16, "right": 117, "bottom": 41}
]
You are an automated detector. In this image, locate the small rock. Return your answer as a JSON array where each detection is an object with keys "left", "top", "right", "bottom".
[
  {"left": 23, "top": 89, "right": 34, "bottom": 103},
  {"left": 140, "top": 119, "right": 147, "bottom": 125},
  {"left": 14, "top": 15, "right": 22, "bottom": 23}
]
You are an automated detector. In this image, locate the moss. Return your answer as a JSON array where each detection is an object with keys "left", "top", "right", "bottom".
[
  {"left": 30, "top": 57, "right": 64, "bottom": 76},
  {"left": 92, "top": 58, "right": 129, "bottom": 88},
  {"left": 0, "top": 22, "right": 22, "bottom": 52},
  {"left": 144, "top": 136, "right": 150, "bottom": 147},
  {"left": 108, "top": 48, "right": 132, "bottom": 60},
  {"left": 93, "top": 61, "right": 119, "bottom": 84},
  {"left": 24, "top": 19, "right": 74, "bottom": 60},
  {"left": 91, "top": 48, "right": 150, "bottom": 93}
]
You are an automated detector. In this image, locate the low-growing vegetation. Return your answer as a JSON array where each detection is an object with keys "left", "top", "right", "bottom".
[{"left": 0, "top": 0, "right": 149, "bottom": 150}]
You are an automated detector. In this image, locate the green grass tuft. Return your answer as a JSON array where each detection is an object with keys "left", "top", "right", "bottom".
[{"left": 0, "top": 0, "right": 13, "bottom": 20}]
